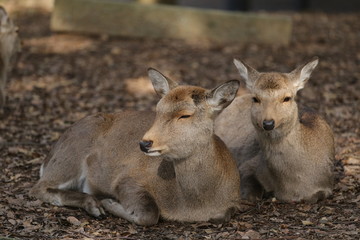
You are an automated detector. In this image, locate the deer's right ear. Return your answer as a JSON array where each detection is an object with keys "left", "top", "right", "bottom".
[
  {"left": 233, "top": 59, "right": 259, "bottom": 90},
  {"left": 290, "top": 57, "right": 319, "bottom": 91},
  {"left": 148, "top": 68, "right": 178, "bottom": 98}
]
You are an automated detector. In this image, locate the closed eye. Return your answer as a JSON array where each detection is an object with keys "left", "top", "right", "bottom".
[{"left": 179, "top": 115, "right": 191, "bottom": 119}]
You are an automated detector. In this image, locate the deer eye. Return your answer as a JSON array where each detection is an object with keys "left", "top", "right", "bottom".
[
  {"left": 179, "top": 115, "right": 191, "bottom": 119},
  {"left": 283, "top": 97, "right": 291, "bottom": 102},
  {"left": 252, "top": 97, "right": 260, "bottom": 103}
]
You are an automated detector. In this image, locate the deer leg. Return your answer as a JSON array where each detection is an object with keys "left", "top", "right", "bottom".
[
  {"left": 239, "top": 156, "right": 264, "bottom": 201},
  {"left": 209, "top": 207, "right": 237, "bottom": 224},
  {"left": 104, "top": 177, "right": 159, "bottom": 225},
  {"left": 30, "top": 181, "right": 105, "bottom": 217},
  {"left": 240, "top": 174, "right": 264, "bottom": 201}
]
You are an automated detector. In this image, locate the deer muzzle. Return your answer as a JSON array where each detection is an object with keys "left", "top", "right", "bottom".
[{"left": 263, "top": 119, "right": 275, "bottom": 131}]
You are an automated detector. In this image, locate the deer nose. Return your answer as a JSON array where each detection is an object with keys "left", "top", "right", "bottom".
[
  {"left": 263, "top": 120, "right": 275, "bottom": 131},
  {"left": 139, "top": 140, "right": 153, "bottom": 153}
]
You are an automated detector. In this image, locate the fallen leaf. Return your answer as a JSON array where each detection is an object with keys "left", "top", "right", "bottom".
[
  {"left": 66, "top": 216, "right": 81, "bottom": 226},
  {"left": 242, "top": 230, "right": 261, "bottom": 239},
  {"left": 8, "top": 219, "right": 17, "bottom": 225},
  {"left": 343, "top": 157, "right": 360, "bottom": 165},
  {"left": 237, "top": 221, "right": 253, "bottom": 230},
  {"left": 128, "top": 224, "right": 138, "bottom": 234},
  {"left": 302, "top": 220, "right": 313, "bottom": 225},
  {"left": 319, "top": 217, "right": 328, "bottom": 224}
]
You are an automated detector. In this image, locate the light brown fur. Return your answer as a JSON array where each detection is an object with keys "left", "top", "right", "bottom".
[
  {"left": 30, "top": 69, "right": 241, "bottom": 225},
  {"left": 215, "top": 58, "right": 335, "bottom": 203},
  {"left": 0, "top": 6, "right": 20, "bottom": 107}
]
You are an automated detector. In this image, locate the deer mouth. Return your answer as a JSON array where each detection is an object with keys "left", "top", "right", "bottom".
[
  {"left": 145, "top": 150, "right": 162, "bottom": 156},
  {"left": 140, "top": 140, "right": 163, "bottom": 156}
]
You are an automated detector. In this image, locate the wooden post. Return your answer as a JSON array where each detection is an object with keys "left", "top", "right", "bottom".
[{"left": 51, "top": 0, "right": 292, "bottom": 45}]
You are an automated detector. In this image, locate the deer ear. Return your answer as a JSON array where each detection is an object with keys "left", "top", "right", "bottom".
[
  {"left": 206, "top": 80, "right": 240, "bottom": 113},
  {"left": 0, "top": 7, "right": 8, "bottom": 26},
  {"left": 148, "top": 68, "right": 178, "bottom": 97},
  {"left": 290, "top": 57, "right": 319, "bottom": 91},
  {"left": 233, "top": 59, "right": 259, "bottom": 90}
]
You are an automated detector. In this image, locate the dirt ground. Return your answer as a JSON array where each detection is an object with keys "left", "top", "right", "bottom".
[{"left": 0, "top": 7, "right": 359, "bottom": 240}]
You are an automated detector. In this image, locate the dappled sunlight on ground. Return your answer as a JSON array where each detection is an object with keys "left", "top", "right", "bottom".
[
  {"left": 0, "top": 7, "right": 359, "bottom": 240},
  {"left": 26, "top": 34, "right": 96, "bottom": 54},
  {"left": 124, "top": 76, "right": 156, "bottom": 98}
]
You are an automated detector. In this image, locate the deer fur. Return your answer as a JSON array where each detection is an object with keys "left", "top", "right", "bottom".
[
  {"left": 30, "top": 69, "right": 241, "bottom": 225},
  {"left": 0, "top": 6, "right": 20, "bottom": 107},
  {"left": 215, "top": 58, "right": 335, "bottom": 203}
]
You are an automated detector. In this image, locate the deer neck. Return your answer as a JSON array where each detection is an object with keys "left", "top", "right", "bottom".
[
  {"left": 256, "top": 110, "right": 304, "bottom": 169},
  {"left": 171, "top": 136, "right": 223, "bottom": 200}
]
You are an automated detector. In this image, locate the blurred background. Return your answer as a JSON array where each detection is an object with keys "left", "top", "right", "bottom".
[
  {"left": 0, "top": 0, "right": 359, "bottom": 239},
  {"left": 148, "top": 0, "right": 360, "bottom": 12}
]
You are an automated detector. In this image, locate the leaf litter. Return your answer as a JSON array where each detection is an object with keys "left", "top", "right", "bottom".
[{"left": 0, "top": 9, "right": 359, "bottom": 240}]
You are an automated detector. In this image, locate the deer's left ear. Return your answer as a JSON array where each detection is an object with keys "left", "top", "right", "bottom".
[
  {"left": 206, "top": 80, "right": 240, "bottom": 113},
  {"left": 290, "top": 57, "right": 319, "bottom": 91}
]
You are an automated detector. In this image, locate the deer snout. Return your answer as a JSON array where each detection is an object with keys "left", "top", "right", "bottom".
[
  {"left": 263, "top": 119, "right": 275, "bottom": 131},
  {"left": 139, "top": 140, "right": 153, "bottom": 153}
]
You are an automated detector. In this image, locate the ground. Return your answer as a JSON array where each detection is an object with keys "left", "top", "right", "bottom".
[{"left": 0, "top": 7, "right": 359, "bottom": 240}]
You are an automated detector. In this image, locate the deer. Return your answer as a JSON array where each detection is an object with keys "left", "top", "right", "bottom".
[
  {"left": 0, "top": 6, "right": 21, "bottom": 108},
  {"left": 30, "top": 68, "right": 241, "bottom": 225},
  {"left": 215, "top": 57, "right": 335, "bottom": 203}
]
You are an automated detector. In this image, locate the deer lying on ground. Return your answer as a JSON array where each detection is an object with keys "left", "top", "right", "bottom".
[
  {"left": 30, "top": 69, "right": 241, "bottom": 225},
  {"left": 0, "top": 6, "right": 20, "bottom": 107},
  {"left": 216, "top": 58, "right": 335, "bottom": 203}
]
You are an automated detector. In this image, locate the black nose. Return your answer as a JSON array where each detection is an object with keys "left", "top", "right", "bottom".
[
  {"left": 139, "top": 140, "right": 153, "bottom": 153},
  {"left": 263, "top": 120, "right": 275, "bottom": 131}
]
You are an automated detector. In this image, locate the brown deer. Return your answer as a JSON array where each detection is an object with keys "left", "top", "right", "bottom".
[
  {"left": 30, "top": 69, "right": 241, "bottom": 225},
  {"left": 215, "top": 58, "right": 335, "bottom": 203},
  {"left": 0, "top": 6, "right": 20, "bottom": 107}
]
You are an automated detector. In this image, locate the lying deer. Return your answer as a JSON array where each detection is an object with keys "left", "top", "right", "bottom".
[
  {"left": 30, "top": 69, "right": 241, "bottom": 225},
  {"left": 216, "top": 58, "right": 335, "bottom": 203},
  {"left": 0, "top": 6, "right": 20, "bottom": 107}
]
